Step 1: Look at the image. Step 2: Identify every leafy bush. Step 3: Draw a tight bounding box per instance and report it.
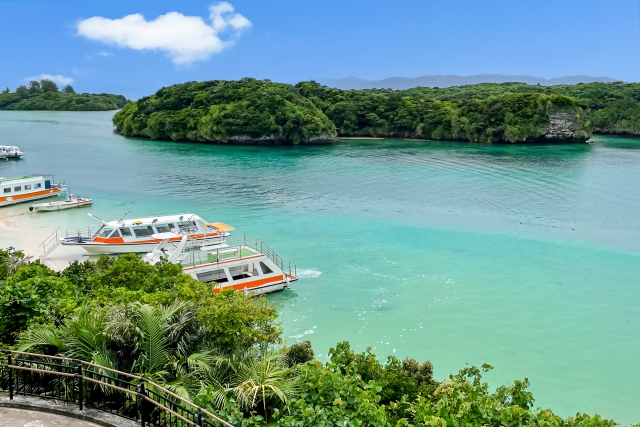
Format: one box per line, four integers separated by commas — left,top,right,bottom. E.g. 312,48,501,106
328,341,437,405
275,360,388,427
284,340,315,366
0,262,76,344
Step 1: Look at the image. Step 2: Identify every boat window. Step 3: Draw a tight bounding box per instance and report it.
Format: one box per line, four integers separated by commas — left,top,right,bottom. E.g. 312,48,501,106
155,224,172,233
260,262,273,274
24,184,31,190
35,183,41,189
119,227,132,237
110,229,121,238
3,188,9,194
99,228,114,238
14,186,21,192
132,225,155,237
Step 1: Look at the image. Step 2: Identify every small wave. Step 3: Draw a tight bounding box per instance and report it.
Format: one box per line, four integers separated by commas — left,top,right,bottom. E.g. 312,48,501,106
296,269,322,279
288,330,315,339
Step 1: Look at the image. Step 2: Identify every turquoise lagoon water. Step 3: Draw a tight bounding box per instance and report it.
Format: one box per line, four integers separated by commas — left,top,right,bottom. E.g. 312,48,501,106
0,111,639,424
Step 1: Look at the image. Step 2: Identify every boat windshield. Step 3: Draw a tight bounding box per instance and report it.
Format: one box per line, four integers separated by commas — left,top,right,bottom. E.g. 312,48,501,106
99,228,114,238
93,225,106,238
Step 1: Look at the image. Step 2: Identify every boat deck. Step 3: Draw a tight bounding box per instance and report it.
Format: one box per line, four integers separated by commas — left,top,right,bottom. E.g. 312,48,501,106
181,246,258,267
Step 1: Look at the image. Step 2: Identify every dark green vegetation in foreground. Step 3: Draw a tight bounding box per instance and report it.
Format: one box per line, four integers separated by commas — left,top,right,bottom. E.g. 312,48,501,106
0,247,630,426
0,79,127,111
113,78,640,144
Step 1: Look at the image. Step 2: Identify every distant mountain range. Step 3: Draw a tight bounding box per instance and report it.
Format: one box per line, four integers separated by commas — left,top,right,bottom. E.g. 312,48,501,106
316,74,619,90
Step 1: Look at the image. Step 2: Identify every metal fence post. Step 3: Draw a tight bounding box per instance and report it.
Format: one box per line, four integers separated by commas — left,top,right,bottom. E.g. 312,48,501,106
76,362,83,410
197,408,203,426
139,381,147,427
7,352,13,400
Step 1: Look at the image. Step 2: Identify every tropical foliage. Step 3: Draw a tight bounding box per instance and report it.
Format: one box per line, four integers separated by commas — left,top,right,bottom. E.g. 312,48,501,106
0,247,631,426
0,79,127,111
113,78,640,144
112,79,336,144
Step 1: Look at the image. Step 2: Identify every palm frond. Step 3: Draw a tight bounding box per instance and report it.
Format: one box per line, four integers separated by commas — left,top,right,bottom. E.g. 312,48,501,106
16,325,65,352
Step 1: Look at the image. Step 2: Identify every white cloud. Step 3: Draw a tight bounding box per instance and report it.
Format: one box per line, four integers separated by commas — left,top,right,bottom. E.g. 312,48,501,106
76,2,251,65
26,74,74,85
97,51,113,57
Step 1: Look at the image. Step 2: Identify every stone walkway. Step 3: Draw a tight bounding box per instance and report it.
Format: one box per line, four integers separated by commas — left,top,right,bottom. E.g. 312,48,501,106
0,407,102,427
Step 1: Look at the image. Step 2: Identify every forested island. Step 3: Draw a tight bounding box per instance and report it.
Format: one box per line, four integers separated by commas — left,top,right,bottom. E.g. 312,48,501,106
0,247,625,426
0,79,127,111
112,78,640,144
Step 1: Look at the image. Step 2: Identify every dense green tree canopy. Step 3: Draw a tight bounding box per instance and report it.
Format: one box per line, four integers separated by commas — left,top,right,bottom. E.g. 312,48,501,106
114,79,640,145
113,78,336,144
0,79,127,111
40,79,58,93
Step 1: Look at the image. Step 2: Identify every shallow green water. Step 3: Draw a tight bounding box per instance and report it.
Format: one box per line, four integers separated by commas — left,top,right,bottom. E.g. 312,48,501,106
1,111,639,424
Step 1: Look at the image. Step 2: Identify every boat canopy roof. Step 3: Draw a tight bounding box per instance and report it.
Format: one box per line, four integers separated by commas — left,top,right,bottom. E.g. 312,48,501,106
92,213,235,231
0,175,49,185
103,213,205,227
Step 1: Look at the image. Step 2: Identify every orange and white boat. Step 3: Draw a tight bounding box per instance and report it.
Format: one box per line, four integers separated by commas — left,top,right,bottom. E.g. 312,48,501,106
56,213,234,255
143,232,298,296
0,174,66,207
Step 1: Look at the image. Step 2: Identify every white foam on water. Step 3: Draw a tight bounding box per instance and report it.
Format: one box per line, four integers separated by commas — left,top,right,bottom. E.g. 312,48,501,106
288,329,315,339
296,269,322,279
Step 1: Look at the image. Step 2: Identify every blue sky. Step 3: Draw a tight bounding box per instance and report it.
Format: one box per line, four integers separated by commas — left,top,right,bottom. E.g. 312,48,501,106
1,0,639,99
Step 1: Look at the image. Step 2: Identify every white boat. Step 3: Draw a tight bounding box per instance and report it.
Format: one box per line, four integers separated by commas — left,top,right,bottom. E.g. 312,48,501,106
0,148,7,160
57,212,234,255
29,193,93,212
0,174,66,207
143,232,298,296
0,146,24,158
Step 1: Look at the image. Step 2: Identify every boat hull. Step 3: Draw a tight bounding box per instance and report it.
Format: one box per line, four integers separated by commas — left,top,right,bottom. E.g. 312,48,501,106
31,199,92,212
213,274,296,296
0,188,64,207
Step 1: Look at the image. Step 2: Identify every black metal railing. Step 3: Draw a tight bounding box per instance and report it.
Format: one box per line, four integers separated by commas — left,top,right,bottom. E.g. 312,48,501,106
0,350,233,427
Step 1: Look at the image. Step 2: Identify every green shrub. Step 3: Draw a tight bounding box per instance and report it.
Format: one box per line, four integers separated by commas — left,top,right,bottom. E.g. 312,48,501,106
284,340,315,366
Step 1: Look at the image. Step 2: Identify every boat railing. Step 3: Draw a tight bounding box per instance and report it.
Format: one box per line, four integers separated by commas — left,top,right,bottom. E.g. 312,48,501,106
65,226,101,240
238,234,297,277
180,234,297,277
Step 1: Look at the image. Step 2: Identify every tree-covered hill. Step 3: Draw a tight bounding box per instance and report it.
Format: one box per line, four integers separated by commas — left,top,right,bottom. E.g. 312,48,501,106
0,79,128,111
113,79,336,144
385,81,640,135
113,79,589,144
112,79,640,144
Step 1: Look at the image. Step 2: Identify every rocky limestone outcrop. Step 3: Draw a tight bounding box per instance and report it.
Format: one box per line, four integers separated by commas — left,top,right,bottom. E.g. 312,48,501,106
539,109,590,143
